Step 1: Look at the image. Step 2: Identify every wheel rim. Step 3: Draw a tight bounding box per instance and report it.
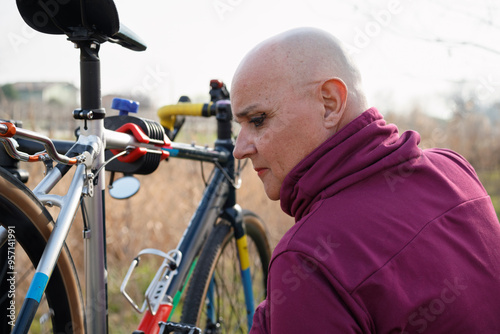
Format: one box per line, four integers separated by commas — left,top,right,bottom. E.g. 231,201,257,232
199,234,266,333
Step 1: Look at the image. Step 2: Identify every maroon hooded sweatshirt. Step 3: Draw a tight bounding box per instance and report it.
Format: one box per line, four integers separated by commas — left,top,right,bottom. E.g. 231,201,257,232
250,108,500,333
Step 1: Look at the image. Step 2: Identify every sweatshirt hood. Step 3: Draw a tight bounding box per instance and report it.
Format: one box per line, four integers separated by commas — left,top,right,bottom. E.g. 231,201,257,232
280,107,422,220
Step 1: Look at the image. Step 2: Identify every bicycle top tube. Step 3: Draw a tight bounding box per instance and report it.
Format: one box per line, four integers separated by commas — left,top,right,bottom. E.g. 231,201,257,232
163,142,229,164
1,119,230,172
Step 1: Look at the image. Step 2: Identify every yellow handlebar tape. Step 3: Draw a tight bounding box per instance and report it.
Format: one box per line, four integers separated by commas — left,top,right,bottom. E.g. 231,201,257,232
157,102,213,131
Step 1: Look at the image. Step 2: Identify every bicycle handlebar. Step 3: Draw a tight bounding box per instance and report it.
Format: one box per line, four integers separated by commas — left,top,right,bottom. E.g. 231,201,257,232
0,122,80,165
0,122,15,137
157,100,231,132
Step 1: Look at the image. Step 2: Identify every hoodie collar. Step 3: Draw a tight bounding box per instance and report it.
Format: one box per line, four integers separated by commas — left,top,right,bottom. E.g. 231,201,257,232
280,107,422,220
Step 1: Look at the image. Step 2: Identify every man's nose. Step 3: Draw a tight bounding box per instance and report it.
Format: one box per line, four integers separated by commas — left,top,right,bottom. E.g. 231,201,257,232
233,127,256,160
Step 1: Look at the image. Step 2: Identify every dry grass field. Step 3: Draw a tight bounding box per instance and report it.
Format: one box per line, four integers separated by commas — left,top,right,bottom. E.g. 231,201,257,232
22,132,294,332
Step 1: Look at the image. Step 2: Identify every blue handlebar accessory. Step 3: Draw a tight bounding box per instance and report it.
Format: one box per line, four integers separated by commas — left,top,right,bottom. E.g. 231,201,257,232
112,98,140,116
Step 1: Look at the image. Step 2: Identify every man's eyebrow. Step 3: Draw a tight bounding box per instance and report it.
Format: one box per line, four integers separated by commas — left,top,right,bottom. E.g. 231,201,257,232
234,104,260,120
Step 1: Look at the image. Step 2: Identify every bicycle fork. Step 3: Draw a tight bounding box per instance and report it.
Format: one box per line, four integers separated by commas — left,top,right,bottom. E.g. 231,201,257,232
235,225,256,329
219,205,256,330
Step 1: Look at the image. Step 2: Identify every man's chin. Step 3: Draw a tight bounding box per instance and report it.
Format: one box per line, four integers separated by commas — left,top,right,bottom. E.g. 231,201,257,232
263,187,280,201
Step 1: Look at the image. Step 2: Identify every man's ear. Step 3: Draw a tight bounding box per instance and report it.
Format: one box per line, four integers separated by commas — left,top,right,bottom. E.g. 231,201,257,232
321,78,348,129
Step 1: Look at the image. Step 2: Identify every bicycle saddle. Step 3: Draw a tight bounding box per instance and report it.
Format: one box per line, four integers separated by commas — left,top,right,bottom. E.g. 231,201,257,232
16,0,146,51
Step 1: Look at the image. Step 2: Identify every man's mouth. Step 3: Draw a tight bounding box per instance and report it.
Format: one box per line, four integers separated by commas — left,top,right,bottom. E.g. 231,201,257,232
254,168,268,177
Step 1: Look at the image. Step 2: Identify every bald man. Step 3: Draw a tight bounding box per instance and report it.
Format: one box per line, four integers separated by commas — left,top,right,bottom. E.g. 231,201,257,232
232,28,500,333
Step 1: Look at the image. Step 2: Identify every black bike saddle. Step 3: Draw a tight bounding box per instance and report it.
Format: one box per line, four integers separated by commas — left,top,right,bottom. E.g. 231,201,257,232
16,0,146,51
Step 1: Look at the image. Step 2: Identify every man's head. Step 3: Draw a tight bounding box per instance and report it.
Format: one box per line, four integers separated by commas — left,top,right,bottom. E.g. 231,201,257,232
231,27,368,200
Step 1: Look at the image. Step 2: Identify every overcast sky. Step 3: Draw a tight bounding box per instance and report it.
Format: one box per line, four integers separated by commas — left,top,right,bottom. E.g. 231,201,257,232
1,0,499,118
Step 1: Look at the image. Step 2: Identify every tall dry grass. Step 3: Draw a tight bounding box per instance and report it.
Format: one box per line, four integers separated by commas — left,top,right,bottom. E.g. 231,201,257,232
23,138,293,332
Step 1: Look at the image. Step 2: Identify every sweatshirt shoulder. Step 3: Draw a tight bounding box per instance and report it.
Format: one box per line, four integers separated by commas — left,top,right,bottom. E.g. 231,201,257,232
271,199,330,258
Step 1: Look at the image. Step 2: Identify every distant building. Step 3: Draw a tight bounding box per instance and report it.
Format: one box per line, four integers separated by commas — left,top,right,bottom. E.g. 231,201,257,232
11,82,78,106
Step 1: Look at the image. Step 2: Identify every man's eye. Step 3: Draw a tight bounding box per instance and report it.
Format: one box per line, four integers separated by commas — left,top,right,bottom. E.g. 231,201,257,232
249,113,266,127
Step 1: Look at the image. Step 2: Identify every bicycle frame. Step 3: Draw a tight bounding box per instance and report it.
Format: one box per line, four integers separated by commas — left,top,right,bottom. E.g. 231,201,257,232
1,39,256,334
129,93,257,332
5,40,112,334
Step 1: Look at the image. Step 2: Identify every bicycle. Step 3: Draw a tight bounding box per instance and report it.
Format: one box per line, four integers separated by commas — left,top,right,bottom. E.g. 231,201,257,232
0,0,271,333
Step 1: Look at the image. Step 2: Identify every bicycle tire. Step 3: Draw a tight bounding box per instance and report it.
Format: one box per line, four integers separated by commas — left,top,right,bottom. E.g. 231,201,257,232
180,210,271,333
0,167,84,333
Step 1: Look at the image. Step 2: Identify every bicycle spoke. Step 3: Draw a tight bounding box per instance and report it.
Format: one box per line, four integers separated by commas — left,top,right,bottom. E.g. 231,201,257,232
213,245,247,332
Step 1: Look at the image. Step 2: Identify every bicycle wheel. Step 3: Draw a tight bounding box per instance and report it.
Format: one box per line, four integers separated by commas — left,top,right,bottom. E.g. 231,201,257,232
0,167,84,334
181,210,271,333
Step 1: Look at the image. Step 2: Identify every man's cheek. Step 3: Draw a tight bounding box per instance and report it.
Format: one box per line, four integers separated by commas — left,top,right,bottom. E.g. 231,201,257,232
258,130,274,147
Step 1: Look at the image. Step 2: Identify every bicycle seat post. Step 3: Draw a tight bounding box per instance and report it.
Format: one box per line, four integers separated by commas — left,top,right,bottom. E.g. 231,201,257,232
73,39,107,127
80,41,102,112
72,38,109,334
